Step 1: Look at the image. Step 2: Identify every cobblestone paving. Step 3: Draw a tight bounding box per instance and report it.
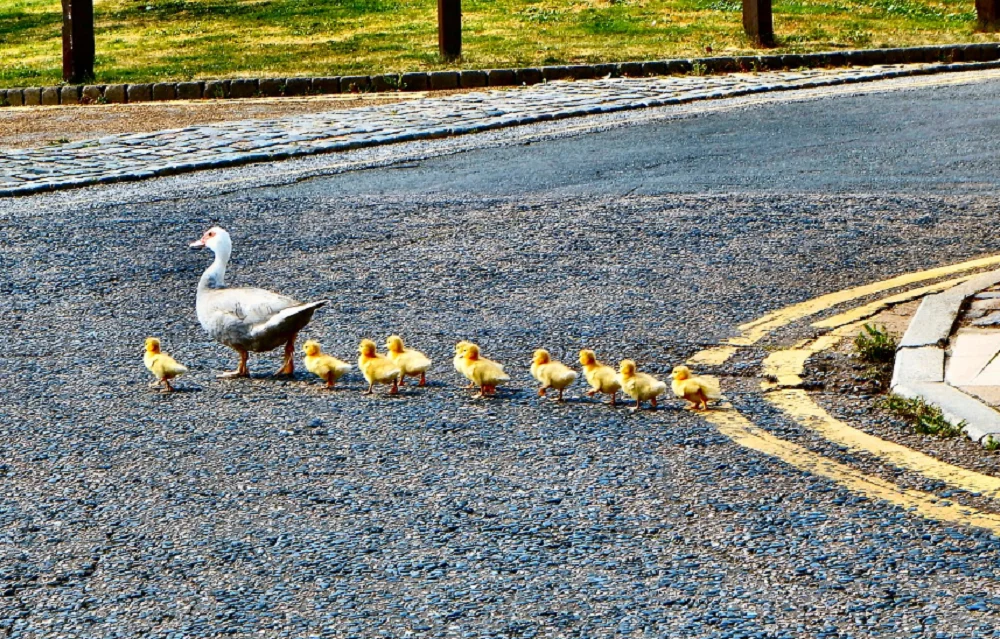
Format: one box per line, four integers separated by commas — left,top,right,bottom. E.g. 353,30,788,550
1,61,995,197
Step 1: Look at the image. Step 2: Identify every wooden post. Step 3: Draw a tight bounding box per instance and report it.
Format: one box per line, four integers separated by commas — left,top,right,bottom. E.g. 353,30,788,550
742,0,774,47
438,0,461,60
61,0,95,83
977,0,1000,31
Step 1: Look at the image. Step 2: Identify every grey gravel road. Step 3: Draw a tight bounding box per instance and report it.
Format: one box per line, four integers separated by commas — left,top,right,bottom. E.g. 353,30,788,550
4,78,1000,638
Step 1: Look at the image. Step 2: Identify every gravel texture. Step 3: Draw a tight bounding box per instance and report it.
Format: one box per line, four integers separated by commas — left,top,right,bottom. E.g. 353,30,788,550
5,77,1000,637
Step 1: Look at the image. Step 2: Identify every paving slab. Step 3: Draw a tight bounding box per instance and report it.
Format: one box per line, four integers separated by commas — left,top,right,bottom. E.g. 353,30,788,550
891,346,945,386
899,293,961,347
945,328,1000,385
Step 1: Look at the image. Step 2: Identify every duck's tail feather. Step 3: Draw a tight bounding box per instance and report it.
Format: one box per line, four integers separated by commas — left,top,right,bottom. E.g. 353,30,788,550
250,300,327,338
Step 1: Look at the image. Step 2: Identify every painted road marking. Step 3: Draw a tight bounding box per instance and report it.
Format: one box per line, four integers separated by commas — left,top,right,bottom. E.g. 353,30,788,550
705,409,1000,533
760,321,866,390
691,254,1000,532
768,388,1000,499
812,275,972,330
733,255,1000,347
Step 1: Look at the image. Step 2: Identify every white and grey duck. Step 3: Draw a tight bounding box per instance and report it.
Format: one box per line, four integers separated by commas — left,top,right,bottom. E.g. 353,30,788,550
190,226,327,378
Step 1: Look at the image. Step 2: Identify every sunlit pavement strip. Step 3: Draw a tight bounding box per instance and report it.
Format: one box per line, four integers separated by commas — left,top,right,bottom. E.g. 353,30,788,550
691,254,1000,531
3,61,1000,197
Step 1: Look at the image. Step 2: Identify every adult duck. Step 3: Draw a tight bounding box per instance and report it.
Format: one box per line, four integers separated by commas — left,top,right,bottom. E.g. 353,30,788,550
190,226,326,378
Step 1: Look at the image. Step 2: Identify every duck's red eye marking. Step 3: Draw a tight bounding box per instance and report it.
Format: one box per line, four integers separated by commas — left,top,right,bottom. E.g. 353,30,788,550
208,232,215,237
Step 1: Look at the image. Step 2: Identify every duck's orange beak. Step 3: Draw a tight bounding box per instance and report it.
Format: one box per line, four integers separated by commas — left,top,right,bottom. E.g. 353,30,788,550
189,231,210,248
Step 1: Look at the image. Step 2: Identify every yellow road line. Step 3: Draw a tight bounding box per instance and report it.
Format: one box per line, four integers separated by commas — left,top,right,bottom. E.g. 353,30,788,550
761,350,813,388
733,254,1000,346
687,345,739,367
812,275,973,330
760,321,866,390
706,408,1000,533
768,389,1000,499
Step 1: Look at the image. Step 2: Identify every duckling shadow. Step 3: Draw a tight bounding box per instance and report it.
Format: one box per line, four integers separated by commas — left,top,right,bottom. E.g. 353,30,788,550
150,385,202,395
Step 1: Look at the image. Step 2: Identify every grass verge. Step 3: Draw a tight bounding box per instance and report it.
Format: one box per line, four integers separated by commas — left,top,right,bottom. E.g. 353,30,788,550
0,0,995,87
882,394,966,437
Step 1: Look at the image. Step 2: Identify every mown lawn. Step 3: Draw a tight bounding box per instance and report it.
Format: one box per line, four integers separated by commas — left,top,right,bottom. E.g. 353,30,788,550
0,0,993,86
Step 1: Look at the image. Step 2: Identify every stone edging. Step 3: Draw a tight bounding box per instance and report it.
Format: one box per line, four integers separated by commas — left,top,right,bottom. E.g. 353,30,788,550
891,269,1000,443
3,42,1000,108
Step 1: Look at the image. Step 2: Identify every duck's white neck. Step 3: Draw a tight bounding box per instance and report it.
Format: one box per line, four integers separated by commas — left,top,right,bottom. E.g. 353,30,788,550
199,243,231,290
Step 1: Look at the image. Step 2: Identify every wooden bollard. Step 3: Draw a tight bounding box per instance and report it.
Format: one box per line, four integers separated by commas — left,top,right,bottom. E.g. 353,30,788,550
62,0,95,83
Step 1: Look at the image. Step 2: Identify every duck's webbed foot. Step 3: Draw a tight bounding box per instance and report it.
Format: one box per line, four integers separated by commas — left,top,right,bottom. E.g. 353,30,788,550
219,347,250,378
275,335,297,376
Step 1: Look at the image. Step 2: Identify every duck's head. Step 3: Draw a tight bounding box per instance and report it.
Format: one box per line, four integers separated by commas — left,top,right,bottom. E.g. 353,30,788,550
619,359,637,378
386,335,405,353
464,344,481,361
455,341,473,356
671,365,691,381
190,226,231,253
532,349,551,366
303,340,322,357
358,339,377,357
579,349,596,366
144,337,161,354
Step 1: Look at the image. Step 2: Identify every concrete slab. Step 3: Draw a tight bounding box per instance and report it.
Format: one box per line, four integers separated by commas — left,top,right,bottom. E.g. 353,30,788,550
898,293,959,348
891,346,945,386
895,382,1000,442
958,385,1000,407
945,328,1000,385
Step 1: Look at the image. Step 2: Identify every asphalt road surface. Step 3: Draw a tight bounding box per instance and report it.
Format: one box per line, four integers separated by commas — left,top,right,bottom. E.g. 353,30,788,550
3,76,1000,637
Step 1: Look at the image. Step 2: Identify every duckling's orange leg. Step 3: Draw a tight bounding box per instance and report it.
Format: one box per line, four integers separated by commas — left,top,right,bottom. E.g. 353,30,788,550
631,398,643,413
556,388,565,402
650,396,658,410
389,380,399,395
419,372,427,387
610,392,617,407
696,390,708,411
586,389,598,397
325,372,336,389
275,334,297,376
219,347,250,378
538,386,548,397
363,382,375,395
163,378,175,393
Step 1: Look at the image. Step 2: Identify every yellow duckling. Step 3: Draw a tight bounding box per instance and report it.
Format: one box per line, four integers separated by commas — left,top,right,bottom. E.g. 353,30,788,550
461,344,510,398
143,337,188,393
302,340,351,388
671,365,722,411
386,335,432,386
530,349,577,401
357,339,401,395
454,341,475,388
579,349,621,406
618,359,667,412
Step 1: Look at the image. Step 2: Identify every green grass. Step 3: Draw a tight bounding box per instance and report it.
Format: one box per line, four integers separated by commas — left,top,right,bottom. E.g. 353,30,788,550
853,322,897,390
882,394,966,437
0,0,995,86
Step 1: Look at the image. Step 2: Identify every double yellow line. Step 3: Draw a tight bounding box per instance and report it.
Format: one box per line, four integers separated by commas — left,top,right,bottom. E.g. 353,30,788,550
690,253,1000,532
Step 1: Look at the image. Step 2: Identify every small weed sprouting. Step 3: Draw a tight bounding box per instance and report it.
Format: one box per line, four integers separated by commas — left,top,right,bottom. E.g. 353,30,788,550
854,323,896,364
882,394,965,438
690,61,707,76
985,435,1000,452
853,323,896,390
